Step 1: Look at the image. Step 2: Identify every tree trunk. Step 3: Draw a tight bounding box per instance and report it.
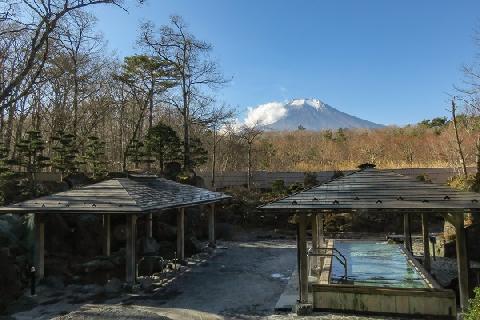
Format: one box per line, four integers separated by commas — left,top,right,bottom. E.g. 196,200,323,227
211,128,217,189
182,109,190,171
5,100,16,156
451,100,468,179
475,134,480,182
247,143,252,190
146,90,154,171
72,66,79,136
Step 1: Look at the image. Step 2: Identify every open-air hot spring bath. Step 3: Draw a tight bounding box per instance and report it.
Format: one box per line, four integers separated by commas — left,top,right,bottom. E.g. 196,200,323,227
330,240,429,288
311,239,456,317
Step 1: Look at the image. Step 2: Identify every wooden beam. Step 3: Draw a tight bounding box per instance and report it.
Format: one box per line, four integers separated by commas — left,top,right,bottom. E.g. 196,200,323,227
177,208,185,261
455,213,470,311
146,213,153,238
208,204,215,246
404,213,412,252
297,214,309,303
125,214,137,284
34,213,45,280
103,214,111,257
421,213,431,272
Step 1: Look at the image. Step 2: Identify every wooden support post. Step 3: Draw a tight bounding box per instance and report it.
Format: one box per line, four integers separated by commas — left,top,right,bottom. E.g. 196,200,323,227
177,208,185,261
455,213,470,311
317,213,325,247
34,214,45,280
297,214,309,304
125,214,137,284
404,212,412,252
208,204,215,246
146,213,153,238
421,213,431,272
103,214,111,257
311,214,318,249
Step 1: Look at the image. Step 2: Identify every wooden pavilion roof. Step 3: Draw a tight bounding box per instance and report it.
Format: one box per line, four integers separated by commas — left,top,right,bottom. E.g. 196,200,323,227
0,176,230,215
259,168,480,213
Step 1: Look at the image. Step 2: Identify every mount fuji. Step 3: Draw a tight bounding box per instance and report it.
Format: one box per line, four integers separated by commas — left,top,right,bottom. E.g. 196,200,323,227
245,98,383,131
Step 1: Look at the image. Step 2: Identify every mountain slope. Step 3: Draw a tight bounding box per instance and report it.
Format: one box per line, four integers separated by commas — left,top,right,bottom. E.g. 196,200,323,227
251,99,383,131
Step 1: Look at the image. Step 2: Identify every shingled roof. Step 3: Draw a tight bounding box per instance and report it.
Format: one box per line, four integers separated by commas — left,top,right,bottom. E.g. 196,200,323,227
0,176,230,214
259,168,480,213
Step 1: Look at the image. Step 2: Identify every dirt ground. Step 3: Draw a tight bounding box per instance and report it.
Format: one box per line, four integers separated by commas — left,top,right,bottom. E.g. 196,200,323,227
11,240,410,320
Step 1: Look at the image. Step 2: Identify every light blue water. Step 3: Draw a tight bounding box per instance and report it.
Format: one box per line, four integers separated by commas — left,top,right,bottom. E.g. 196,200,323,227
331,241,428,288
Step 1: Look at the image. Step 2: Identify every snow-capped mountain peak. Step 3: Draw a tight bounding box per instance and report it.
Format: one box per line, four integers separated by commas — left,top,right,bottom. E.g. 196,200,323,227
289,98,326,110
244,98,383,131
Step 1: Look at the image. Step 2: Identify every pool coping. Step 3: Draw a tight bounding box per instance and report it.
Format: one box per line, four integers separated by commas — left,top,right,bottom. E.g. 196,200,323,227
399,243,442,289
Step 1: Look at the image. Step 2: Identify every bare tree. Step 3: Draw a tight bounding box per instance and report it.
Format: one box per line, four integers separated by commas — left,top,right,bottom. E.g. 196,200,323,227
0,0,140,113
205,104,235,189
451,98,468,179
55,10,104,136
239,122,263,190
139,15,229,172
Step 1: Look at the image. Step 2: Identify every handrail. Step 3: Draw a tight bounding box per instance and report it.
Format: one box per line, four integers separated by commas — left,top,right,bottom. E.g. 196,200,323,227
308,247,348,279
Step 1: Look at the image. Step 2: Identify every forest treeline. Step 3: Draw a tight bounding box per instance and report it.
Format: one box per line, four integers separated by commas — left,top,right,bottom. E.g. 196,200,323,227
211,117,476,173
1,1,480,195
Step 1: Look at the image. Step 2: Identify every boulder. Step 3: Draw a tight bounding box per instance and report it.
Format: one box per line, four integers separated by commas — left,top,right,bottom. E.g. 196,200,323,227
81,258,116,273
185,237,202,256
138,277,153,292
143,238,160,254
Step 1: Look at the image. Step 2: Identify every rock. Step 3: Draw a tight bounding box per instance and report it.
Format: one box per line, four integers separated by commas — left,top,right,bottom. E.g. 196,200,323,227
138,277,153,292
143,238,160,254
104,278,123,294
295,303,313,316
185,237,202,256
82,258,116,273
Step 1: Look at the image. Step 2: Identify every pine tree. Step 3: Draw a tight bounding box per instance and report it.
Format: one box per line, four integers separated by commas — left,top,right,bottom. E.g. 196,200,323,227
145,123,181,173
0,141,14,204
51,130,79,180
84,136,108,180
126,139,147,169
14,130,49,193
0,142,13,179
189,137,208,169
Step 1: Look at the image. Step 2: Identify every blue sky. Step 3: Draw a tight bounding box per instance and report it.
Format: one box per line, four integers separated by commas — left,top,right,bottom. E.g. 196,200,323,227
91,0,480,125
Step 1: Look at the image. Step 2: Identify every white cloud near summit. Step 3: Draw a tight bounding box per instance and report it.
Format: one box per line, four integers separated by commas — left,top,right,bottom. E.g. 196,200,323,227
244,101,286,127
